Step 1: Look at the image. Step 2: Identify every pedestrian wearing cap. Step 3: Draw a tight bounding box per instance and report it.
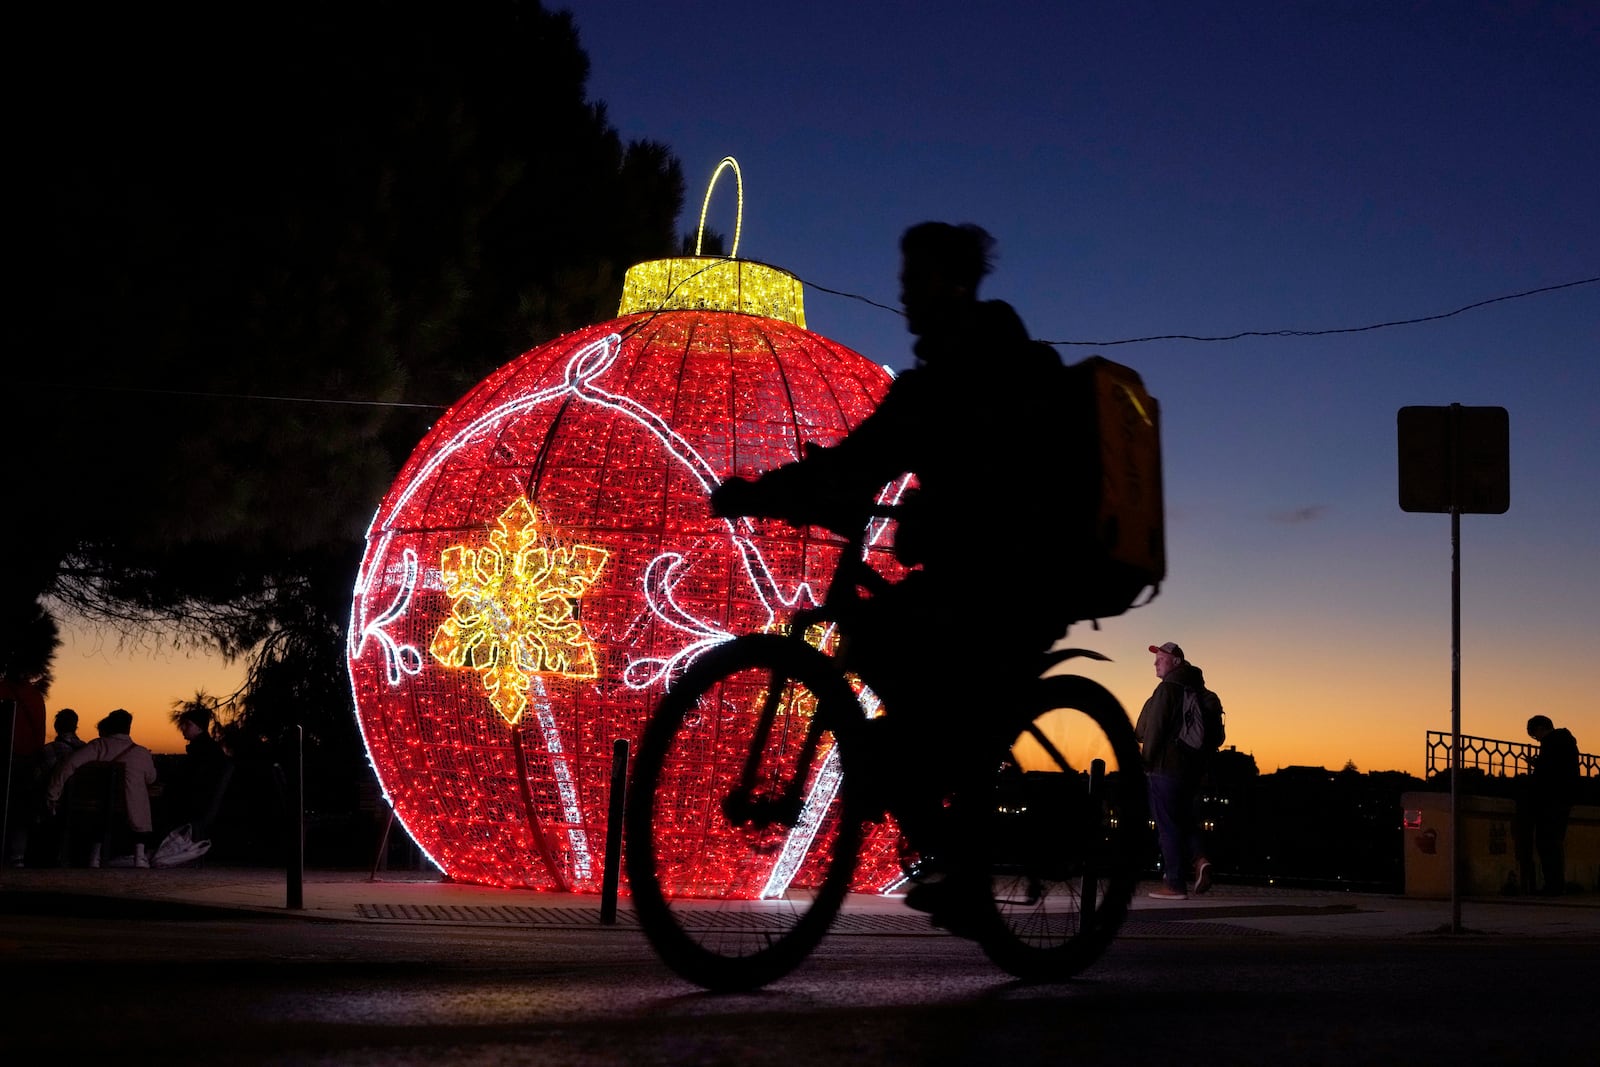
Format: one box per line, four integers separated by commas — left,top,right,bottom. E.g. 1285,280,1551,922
1135,641,1215,899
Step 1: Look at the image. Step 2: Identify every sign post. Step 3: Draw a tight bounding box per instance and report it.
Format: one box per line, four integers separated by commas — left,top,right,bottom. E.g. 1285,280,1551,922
1397,404,1508,934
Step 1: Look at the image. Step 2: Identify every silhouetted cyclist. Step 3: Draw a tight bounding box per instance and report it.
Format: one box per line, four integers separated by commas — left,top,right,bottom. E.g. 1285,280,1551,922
712,222,1095,927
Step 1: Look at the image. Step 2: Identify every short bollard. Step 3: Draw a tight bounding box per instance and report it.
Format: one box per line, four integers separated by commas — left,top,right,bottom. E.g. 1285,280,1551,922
600,738,629,925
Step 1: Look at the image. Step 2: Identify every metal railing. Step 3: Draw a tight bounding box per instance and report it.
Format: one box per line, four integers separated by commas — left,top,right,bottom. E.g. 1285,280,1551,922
1425,730,1600,780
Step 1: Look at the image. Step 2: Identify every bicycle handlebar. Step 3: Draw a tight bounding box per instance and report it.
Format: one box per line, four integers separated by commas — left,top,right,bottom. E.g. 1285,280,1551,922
711,480,905,625
779,504,903,626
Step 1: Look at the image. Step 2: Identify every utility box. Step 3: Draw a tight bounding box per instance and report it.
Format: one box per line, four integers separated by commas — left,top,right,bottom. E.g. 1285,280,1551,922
1402,791,1600,897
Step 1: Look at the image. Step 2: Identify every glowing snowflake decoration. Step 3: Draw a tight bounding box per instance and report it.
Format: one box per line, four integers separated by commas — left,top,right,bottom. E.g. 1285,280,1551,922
429,498,609,725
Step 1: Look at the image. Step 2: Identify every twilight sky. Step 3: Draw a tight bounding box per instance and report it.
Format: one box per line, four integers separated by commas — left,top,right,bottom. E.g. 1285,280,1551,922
53,2,1597,773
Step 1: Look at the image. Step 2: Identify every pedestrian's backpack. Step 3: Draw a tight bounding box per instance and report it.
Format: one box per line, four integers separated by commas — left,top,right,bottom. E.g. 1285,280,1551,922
1178,686,1226,752
1054,354,1166,623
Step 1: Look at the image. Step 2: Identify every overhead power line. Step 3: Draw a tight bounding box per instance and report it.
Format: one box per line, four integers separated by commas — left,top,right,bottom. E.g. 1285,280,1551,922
19,274,1596,411
805,273,1599,347
1036,275,1600,347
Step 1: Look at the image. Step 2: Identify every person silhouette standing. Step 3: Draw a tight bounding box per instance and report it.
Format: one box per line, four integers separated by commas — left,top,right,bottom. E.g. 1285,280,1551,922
1135,641,1215,899
22,708,87,865
1521,714,1580,895
170,705,232,845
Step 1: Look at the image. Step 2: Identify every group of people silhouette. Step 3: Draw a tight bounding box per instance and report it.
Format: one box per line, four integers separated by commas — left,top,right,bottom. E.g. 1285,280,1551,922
5,700,231,869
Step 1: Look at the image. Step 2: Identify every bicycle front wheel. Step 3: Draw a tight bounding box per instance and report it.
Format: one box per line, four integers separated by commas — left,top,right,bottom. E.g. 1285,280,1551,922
624,633,865,991
975,673,1148,981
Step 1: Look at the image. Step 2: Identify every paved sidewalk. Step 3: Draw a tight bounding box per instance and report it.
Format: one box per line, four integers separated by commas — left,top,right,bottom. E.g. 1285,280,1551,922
4,865,1597,941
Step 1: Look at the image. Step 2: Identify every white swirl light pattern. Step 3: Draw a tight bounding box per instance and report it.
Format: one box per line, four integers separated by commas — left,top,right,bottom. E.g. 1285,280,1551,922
353,332,823,689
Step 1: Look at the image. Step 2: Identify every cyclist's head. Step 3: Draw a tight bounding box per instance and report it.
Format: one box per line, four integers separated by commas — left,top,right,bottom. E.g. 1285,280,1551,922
900,222,994,337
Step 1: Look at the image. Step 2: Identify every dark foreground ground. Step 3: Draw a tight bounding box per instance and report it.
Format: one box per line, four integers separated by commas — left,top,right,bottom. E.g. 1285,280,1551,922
3,868,1596,1066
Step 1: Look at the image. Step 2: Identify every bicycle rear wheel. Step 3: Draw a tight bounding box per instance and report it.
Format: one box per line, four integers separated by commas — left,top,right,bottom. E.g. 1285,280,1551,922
624,633,865,991
975,673,1147,981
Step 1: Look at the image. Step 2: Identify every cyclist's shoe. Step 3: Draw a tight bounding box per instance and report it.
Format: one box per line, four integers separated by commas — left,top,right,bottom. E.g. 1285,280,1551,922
1193,858,1213,895
899,845,943,883
1147,885,1188,900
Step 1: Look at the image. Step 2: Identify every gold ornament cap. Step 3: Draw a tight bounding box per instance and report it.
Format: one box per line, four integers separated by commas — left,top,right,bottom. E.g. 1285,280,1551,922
617,157,806,327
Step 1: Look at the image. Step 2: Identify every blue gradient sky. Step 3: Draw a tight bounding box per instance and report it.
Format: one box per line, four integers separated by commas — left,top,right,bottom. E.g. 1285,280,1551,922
564,1,1599,776
52,3,1597,772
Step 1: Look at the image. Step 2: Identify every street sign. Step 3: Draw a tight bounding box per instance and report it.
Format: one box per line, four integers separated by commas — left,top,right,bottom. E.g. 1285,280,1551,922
1397,405,1510,514
1397,402,1510,933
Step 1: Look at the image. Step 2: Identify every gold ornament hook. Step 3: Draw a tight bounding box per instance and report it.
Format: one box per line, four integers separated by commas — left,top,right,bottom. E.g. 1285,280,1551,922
695,157,743,258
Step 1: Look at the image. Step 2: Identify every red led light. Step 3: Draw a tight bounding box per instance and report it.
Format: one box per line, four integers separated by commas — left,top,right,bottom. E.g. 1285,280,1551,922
348,309,910,894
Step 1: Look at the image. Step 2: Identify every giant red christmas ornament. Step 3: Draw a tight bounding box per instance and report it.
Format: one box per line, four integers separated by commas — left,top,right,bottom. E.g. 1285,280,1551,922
348,161,909,894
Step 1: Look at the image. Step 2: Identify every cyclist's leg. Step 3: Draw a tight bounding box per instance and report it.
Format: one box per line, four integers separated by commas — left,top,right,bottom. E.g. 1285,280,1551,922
905,672,1036,920
874,586,1057,922
835,576,947,835
844,577,1067,916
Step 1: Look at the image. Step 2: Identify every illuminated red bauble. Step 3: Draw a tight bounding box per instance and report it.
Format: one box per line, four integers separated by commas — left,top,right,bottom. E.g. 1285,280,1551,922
348,252,910,894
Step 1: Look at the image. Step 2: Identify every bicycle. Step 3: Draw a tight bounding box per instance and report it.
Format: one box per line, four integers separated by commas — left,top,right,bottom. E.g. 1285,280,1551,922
624,504,1149,991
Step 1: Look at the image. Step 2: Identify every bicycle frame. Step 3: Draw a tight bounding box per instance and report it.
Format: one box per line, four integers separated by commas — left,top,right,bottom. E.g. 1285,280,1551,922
719,502,1117,834
717,510,891,833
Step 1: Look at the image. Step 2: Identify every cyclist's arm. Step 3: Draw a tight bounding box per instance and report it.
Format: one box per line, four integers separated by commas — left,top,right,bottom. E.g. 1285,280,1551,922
712,377,917,531
711,454,885,533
